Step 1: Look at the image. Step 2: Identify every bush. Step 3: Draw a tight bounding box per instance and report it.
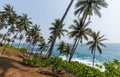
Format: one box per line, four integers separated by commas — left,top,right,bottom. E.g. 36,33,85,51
18,48,27,53
0,42,3,46
22,57,120,77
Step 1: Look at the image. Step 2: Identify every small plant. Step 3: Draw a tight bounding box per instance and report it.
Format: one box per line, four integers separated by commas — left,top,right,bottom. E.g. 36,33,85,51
18,47,27,53
0,42,3,46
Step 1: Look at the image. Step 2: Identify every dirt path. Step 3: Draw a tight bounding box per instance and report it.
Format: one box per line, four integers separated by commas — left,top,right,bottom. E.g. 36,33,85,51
0,55,52,77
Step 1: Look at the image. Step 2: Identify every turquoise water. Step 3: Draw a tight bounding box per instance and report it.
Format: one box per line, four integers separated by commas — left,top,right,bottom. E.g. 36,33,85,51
14,43,120,64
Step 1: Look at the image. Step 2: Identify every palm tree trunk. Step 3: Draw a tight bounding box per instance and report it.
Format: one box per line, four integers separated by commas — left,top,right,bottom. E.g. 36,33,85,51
18,40,21,48
1,32,9,43
93,49,96,68
11,32,19,46
68,38,79,62
47,35,56,58
32,44,36,52
47,0,74,58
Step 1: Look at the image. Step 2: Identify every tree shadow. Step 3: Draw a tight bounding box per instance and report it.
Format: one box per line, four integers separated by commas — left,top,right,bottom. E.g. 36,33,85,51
0,56,27,77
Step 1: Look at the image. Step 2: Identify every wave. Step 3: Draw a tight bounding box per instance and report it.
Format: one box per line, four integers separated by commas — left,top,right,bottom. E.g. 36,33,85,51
60,56,105,72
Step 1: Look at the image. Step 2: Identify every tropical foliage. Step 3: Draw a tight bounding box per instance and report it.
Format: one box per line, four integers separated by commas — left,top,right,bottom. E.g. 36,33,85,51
68,19,92,62
0,1,116,76
86,31,107,67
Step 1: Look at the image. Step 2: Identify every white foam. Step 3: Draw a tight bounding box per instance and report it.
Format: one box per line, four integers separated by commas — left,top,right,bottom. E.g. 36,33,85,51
60,56,105,72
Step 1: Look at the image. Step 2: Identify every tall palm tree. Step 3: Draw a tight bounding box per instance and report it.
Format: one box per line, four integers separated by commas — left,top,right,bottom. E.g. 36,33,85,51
68,19,91,62
47,0,74,58
0,12,7,30
14,13,32,45
17,13,32,32
74,0,108,22
47,19,68,58
86,31,106,67
28,24,43,52
1,4,18,43
49,19,68,39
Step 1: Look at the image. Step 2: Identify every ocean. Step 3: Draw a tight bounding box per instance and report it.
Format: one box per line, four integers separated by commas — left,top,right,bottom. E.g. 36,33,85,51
14,43,120,66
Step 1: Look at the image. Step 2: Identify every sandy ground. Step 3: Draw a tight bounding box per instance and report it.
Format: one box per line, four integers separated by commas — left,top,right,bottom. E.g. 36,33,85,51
0,55,53,77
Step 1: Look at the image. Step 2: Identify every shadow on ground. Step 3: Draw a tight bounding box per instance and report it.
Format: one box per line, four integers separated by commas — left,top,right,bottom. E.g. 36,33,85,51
0,56,26,77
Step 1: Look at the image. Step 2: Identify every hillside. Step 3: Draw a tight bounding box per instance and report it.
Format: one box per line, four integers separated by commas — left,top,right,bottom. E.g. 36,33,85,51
0,47,70,77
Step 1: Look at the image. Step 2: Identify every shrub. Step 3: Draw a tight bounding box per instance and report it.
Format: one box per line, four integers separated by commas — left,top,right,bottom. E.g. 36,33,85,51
18,48,27,53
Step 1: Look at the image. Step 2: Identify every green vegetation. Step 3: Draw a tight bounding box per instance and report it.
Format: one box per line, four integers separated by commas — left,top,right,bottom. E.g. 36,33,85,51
3,0,120,77
86,31,107,67
22,56,120,77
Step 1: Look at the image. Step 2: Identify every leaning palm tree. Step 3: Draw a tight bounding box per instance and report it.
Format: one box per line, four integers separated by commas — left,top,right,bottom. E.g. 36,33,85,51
0,12,7,30
74,0,108,22
86,31,107,67
17,13,32,32
1,4,18,43
47,0,74,58
47,19,68,58
68,19,91,62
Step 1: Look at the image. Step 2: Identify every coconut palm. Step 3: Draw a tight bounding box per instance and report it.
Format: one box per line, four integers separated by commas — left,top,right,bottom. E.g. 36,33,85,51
68,19,91,62
28,24,43,52
49,19,68,39
86,31,107,67
18,34,24,48
57,41,66,56
0,12,7,30
13,13,32,45
17,13,32,32
74,0,108,22
38,42,48,55
47,19,68,58
1,4,18,43
57,41,71,61
47,0,74,58
62,43,71,61
47,35,53,44
10,34,17,46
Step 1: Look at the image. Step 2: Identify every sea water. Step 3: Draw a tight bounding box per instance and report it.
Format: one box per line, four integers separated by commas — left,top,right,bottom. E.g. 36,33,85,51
14,43,120,68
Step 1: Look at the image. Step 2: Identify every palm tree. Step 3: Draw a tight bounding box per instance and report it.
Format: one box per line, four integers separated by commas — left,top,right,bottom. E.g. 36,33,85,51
1,4,18,43
11,34,17,46
68,19,91,62
74,0,108,22
64,44,71,61
49,19,68,39
38,42,48,55
17,13,32,32
47,19,68,58
86,31,107,67
57,41,71,61
18,34,24,48
47,35,53,44
47,0,74,58
0,12,7,30
28,24,43,52
57,41,66,56
14,13,32,45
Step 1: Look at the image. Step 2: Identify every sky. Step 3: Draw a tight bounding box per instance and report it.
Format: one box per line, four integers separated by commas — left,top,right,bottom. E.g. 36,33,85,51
0,0,120,43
